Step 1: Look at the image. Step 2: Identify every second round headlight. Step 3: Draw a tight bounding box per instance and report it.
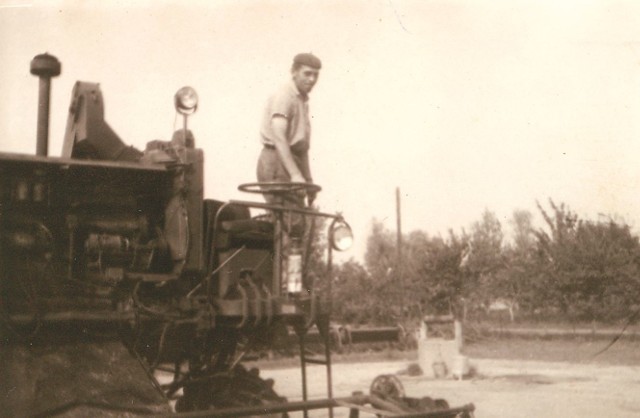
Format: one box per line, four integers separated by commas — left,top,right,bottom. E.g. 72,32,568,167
330,220,353,252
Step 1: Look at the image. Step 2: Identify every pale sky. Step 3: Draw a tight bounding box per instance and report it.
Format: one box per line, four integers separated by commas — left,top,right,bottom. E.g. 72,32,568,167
2,0,640,261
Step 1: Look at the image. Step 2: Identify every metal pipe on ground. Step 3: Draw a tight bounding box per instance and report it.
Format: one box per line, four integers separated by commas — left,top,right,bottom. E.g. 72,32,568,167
160,394,475,418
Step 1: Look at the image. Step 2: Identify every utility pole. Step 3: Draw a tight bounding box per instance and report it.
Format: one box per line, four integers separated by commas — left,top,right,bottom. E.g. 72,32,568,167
396,187,402,268
396,187,404,320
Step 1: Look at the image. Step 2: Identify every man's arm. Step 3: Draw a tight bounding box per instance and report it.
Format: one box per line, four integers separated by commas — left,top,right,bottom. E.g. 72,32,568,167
298,152,312,183
271,116,306,183
298,151,316,206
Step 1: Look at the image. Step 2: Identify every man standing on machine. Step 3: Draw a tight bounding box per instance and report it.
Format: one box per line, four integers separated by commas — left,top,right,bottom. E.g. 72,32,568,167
256,52,322,229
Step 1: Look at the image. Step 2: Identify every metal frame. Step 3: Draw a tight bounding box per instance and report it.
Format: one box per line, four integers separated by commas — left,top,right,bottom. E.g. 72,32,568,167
224,197,345,418
153,395,475,417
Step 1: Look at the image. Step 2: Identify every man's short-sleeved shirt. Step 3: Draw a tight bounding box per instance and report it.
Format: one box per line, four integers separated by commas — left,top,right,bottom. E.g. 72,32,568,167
260,81,310,152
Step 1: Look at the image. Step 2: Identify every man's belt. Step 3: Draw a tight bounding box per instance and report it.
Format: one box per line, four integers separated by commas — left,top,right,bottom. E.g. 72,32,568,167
263,143,308,155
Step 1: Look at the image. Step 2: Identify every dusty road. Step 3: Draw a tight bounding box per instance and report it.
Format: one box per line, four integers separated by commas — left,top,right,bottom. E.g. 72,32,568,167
260,357,640,417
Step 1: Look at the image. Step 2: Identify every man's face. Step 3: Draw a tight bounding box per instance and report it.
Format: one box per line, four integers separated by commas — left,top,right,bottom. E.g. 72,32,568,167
292,65,320,95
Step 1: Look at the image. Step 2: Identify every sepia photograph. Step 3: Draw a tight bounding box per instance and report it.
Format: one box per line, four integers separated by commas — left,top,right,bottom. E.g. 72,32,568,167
1,1,640,417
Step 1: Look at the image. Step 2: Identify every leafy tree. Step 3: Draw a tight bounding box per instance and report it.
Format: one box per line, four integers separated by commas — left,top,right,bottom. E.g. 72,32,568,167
414,230,468,317
461,210,507,309
532,199,640,321
503,209,538,315
364,220,396,281
361,220,404,323
510,209,535,254
330,201,640,327
330,259,373,324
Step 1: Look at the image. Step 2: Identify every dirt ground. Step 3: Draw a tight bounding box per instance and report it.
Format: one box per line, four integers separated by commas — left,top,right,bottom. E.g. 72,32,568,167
259,356,640,417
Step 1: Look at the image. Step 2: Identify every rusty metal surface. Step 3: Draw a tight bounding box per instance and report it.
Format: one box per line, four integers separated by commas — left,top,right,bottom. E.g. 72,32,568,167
0,151,167,172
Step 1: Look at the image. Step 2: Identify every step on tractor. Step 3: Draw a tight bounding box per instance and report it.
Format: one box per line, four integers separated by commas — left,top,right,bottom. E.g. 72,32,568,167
0,53,475,418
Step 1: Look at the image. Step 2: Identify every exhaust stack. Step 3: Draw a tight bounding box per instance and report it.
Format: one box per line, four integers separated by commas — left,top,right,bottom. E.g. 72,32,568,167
30,53,61,156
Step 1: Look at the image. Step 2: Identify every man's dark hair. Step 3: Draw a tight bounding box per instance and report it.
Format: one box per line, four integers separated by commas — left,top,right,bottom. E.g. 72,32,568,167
291,53,322,71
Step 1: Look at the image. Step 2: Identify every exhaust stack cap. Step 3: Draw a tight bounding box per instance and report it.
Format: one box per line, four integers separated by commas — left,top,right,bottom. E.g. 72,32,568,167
30,53,61,77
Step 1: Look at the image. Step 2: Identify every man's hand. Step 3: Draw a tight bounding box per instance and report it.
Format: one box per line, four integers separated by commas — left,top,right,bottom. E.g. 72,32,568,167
290,173,306,183
288,174,307,200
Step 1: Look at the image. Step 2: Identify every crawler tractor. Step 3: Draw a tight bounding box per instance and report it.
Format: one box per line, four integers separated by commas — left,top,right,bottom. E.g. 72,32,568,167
0,54,474,418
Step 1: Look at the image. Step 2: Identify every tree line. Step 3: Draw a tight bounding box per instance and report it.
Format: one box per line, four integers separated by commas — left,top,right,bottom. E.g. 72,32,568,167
327,199,640,327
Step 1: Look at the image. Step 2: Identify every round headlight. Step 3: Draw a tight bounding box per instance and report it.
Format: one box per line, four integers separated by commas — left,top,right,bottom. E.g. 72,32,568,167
174,86,198,115
330,220,353,252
